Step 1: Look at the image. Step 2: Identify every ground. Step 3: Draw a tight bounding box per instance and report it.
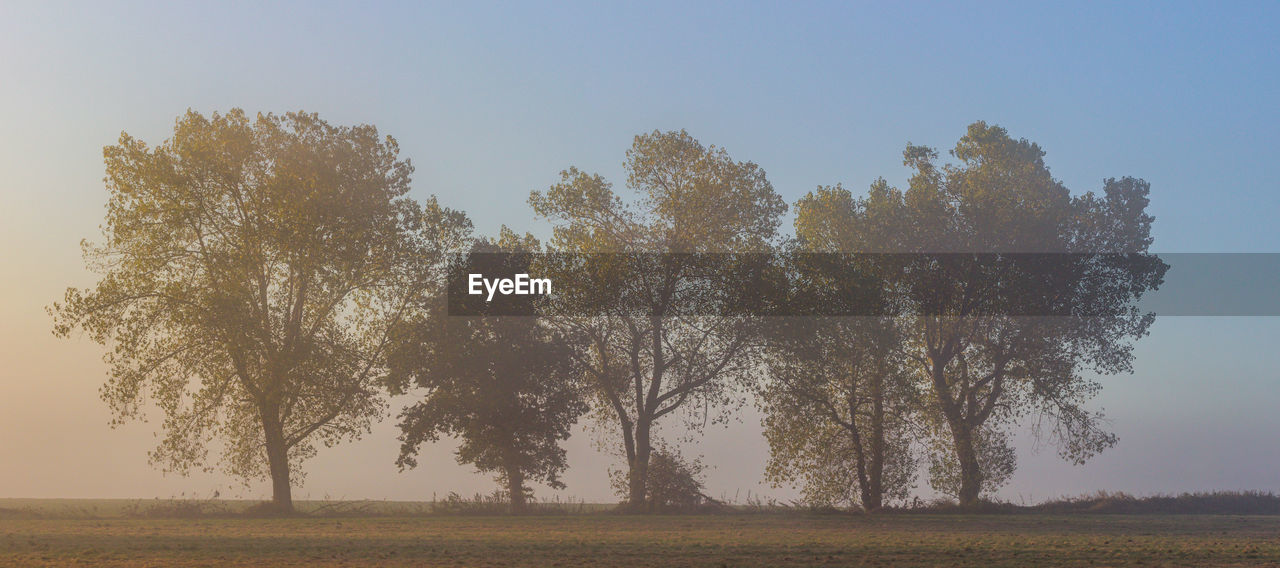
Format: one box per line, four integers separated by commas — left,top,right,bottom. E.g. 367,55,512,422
2,512,1279,567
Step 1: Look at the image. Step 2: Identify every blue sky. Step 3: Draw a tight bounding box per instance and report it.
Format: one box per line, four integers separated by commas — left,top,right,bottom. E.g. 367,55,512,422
1,1,1278,501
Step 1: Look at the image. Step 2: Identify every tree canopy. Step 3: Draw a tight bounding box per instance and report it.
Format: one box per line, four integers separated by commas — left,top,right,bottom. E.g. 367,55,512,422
530,129,787,510
793,122,1167,505
50,109,471,511
51,114,1168,512
387,229,587,512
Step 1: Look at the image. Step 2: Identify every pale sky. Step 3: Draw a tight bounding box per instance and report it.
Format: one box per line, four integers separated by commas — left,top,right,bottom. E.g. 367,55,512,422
2,1,1279,503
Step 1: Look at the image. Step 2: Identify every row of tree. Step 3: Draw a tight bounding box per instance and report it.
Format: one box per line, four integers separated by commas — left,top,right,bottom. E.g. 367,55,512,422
51,110,1165,513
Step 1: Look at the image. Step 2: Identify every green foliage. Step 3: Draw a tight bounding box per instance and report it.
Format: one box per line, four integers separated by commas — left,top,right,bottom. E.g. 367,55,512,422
387,229,587,510
49,109,471,508
610,447,709,512
47,115,1172,514
762,201,921,511
530,130,786,509
925,426,1017,499
530,129,786,254
790,122,1167,505
761,317,919,510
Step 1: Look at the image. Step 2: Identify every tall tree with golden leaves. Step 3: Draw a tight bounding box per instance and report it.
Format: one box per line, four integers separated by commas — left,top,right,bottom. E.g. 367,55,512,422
51,109,471,512
530,130,786,510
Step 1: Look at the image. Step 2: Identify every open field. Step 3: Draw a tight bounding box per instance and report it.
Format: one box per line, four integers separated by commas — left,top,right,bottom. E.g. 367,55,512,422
0,498,611,519
2,510,1280,567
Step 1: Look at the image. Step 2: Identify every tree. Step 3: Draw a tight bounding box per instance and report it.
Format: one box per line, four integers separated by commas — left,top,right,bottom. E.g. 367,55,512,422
828,122,1167,505
49,109,471,512
761,208,921,511
529,130,786,511
762,316,919,511
387,229,587,513
925,424,1016,499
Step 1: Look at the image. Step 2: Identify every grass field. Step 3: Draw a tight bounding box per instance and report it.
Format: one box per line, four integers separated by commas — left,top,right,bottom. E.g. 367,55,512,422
3,509,1280,567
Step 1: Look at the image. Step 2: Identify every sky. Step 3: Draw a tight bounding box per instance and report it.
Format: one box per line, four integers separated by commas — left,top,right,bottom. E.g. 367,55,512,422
1,1,1278,503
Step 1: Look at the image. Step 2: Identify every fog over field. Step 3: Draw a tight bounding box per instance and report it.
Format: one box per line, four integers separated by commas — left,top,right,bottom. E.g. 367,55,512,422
2,2,1279,506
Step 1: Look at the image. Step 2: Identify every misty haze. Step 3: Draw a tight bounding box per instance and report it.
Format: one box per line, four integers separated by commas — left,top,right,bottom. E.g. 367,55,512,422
3,2,1280,566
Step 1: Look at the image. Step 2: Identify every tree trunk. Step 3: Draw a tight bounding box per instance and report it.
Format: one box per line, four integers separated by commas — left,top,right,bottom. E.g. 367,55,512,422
851,435,872,511
952,425,983,507
848,413,876,512
864,373,886,512
262,411,294,513
930,349,982,508
627,419,652,512
506,464,526,514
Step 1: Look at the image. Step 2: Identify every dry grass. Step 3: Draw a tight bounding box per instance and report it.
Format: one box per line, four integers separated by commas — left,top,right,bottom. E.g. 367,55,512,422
2,513,1279,567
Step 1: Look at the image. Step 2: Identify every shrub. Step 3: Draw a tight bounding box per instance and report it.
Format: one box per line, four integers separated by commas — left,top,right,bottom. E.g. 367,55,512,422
613,447,720,512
